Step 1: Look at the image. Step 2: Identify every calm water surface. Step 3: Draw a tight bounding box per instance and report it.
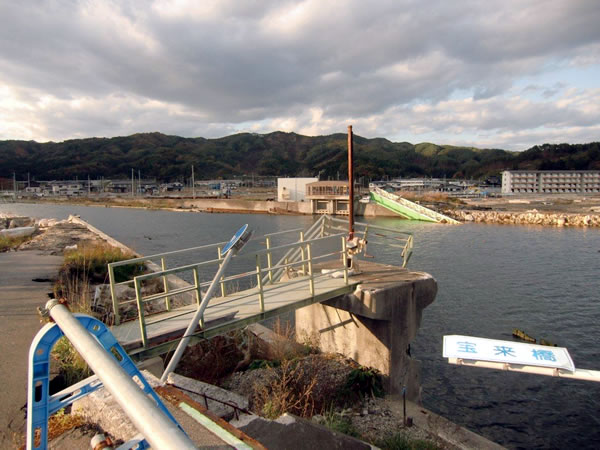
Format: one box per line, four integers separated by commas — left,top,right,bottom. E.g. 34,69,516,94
3,203,600,449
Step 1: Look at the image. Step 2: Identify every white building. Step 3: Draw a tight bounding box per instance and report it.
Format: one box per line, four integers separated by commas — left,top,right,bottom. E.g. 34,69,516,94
277,177,318,202
48,181,85,196
502,170,600,194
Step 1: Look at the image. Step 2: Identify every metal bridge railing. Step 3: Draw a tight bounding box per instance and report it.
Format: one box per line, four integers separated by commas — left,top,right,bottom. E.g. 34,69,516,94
130,231,349,348
107,215,414,339
326,216,414,267
107,220,326,325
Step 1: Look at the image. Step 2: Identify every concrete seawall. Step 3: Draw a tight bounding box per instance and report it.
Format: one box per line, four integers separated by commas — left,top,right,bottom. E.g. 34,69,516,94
96,196,400,216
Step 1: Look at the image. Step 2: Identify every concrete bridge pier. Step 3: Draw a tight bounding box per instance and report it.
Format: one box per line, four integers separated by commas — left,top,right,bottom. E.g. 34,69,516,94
295,261,437,402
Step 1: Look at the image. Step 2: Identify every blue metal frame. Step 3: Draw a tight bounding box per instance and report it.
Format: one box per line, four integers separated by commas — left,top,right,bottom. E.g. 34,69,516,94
27,314,184,450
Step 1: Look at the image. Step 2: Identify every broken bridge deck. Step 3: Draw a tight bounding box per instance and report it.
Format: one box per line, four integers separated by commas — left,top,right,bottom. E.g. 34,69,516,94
111,273,359,360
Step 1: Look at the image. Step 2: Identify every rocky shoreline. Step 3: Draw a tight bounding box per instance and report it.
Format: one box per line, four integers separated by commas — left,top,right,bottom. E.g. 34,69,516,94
446,209,600,227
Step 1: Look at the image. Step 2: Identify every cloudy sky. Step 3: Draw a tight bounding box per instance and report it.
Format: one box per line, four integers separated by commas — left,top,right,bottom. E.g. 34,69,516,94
1,0,599,150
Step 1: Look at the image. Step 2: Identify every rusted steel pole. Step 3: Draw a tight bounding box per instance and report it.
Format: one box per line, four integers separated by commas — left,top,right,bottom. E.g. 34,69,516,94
347,125,354,240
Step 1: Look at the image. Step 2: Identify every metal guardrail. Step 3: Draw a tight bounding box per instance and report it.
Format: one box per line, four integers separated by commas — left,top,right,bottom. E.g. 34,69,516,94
107,215,414,344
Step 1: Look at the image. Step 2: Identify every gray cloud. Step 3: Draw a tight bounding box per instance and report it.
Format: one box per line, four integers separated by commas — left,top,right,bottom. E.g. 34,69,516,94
0,0,599,149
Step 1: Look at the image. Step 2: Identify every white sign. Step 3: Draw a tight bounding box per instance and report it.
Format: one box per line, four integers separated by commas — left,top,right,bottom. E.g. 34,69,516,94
443,335,575,372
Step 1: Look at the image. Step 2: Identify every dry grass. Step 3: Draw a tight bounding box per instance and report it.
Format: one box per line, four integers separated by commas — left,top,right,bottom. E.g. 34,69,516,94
50,243,142,387
172,332,246,384
269,318,320,361
51,337,93,386
253,359,318,419
62,242,142,284
0,233,34,252
54,242,143,318
47,408,87,441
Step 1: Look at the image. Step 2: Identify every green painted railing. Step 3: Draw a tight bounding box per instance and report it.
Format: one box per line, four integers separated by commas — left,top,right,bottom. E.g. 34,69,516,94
130,233,349,347
107,215,414,340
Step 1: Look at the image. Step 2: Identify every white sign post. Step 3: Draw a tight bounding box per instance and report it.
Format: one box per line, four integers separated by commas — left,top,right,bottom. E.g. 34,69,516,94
443,335,600,383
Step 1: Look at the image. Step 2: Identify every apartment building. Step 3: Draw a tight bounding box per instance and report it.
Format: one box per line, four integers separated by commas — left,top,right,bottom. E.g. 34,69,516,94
501,170,600,194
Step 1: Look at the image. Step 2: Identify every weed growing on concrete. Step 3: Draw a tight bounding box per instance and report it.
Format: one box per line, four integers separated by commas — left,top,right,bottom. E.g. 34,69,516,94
51,337,93,386
47,408,87,441
55,274,93,315
0,234,33,252
319,406,360,438
54,242,143,320
62,243,142,284
269,319,312,360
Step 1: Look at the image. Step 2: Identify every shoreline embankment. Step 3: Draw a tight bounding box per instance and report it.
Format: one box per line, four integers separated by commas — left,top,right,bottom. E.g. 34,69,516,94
446,209,600,227
12,196,600,227
17,196,398,217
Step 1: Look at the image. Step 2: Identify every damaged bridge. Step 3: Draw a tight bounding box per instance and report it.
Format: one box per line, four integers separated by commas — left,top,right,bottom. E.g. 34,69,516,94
107,215,436,398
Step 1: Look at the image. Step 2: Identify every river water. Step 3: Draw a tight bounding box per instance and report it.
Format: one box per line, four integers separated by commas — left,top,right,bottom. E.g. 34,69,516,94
2,203,599,449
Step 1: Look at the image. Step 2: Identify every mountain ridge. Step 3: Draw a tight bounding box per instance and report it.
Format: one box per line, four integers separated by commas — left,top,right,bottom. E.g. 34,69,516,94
1,132,598,181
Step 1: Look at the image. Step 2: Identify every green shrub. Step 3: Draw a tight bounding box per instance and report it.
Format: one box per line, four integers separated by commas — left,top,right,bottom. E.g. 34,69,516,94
247,359,280,370
341,366,384,402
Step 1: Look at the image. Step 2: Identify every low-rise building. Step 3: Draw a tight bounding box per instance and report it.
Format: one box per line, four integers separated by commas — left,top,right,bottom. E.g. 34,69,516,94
305,180,351,215
502,170,600,194
47,181,85,196
277,177,318,202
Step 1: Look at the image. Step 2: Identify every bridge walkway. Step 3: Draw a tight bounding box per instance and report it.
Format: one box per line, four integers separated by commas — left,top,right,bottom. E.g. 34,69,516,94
107,215,412,361
112,273,358,359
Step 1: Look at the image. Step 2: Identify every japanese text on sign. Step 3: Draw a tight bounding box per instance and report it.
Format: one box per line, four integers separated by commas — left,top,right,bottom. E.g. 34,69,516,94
443,335,575,372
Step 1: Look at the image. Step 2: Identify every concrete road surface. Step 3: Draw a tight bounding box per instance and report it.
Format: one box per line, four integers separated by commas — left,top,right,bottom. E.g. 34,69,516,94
0,251,63,448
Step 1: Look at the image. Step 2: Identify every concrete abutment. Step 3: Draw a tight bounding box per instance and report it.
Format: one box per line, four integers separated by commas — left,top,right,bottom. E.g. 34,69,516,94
295,261,437,402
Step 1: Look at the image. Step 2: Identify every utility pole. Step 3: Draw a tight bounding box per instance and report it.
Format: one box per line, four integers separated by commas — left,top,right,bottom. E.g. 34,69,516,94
88,175,91,196
138,170,141,196
348,125,354,240
13,172,17,197
131,168,134,197
192,165,195,199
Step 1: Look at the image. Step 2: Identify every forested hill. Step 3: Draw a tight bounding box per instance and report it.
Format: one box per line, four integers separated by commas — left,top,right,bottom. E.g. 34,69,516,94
1,132,598,181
